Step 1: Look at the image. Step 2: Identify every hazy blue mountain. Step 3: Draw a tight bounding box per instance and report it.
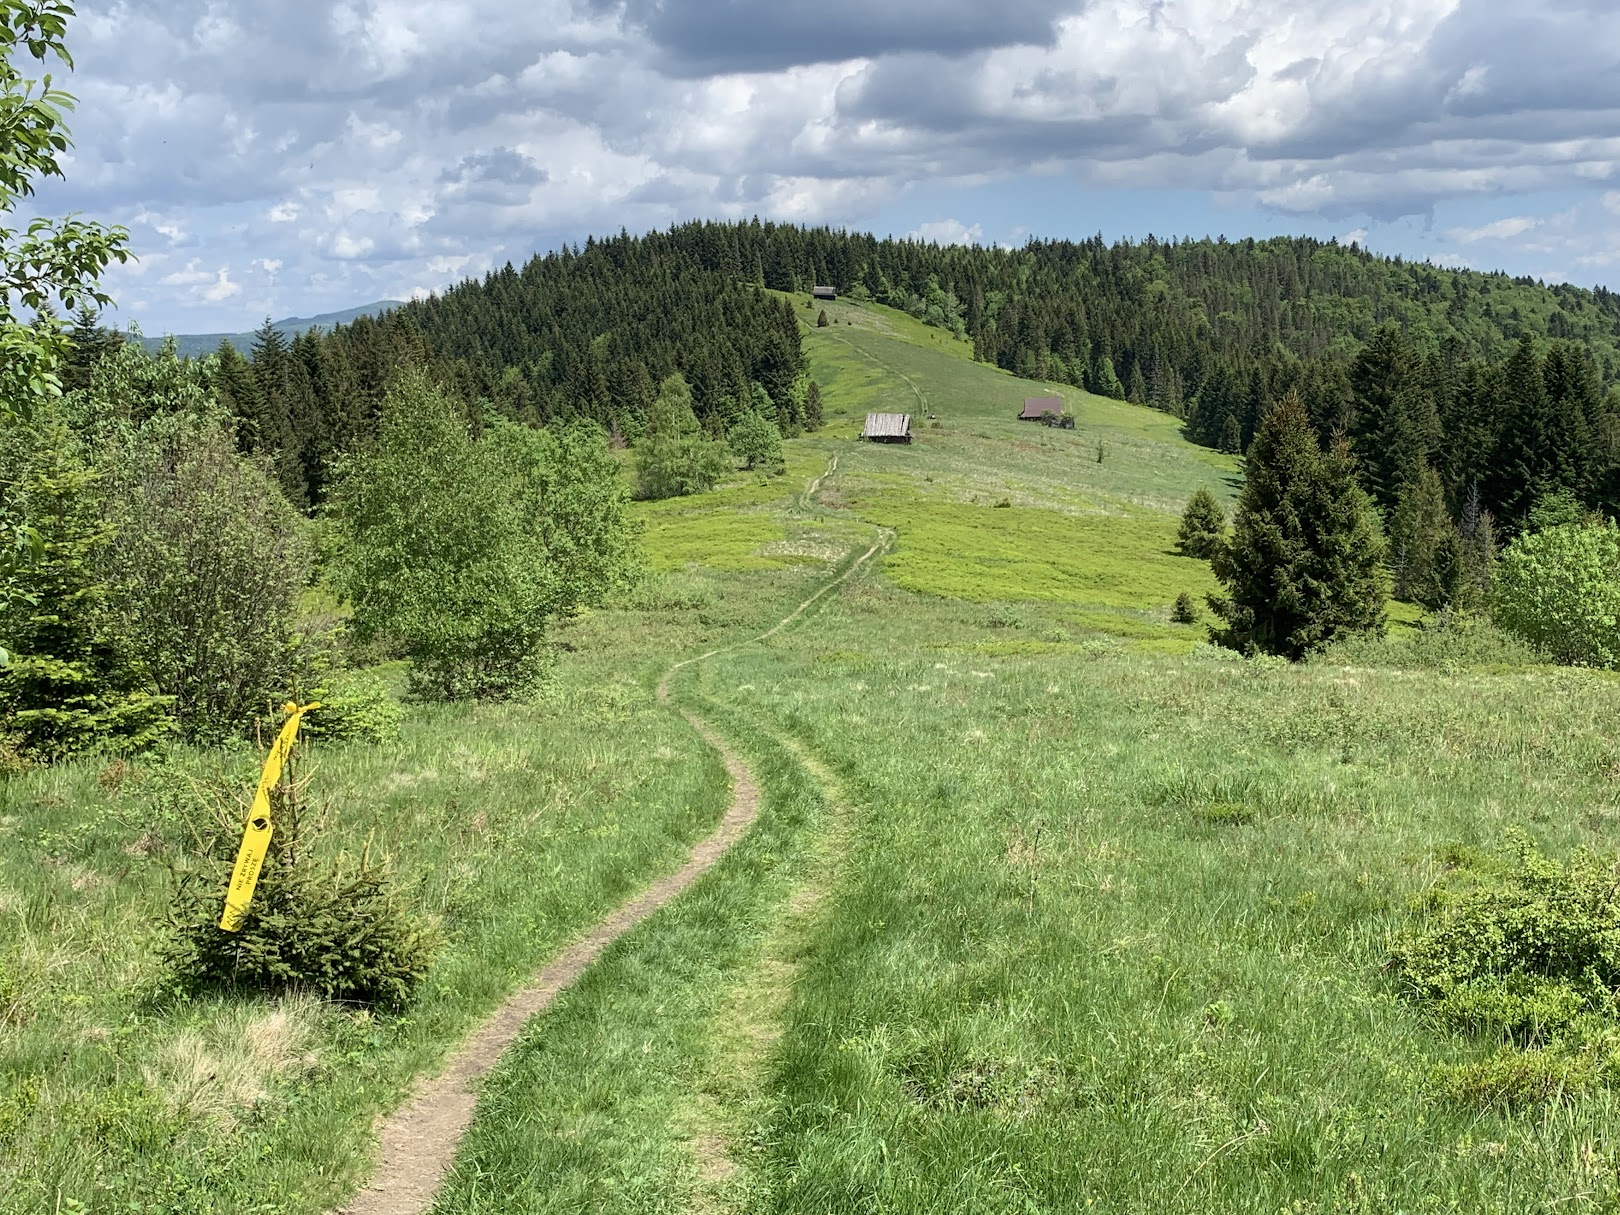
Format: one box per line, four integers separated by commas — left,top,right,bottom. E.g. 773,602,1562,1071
134,300,405,359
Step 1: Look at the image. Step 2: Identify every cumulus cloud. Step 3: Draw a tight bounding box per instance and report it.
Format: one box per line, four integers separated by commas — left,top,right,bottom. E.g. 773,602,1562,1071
25,0,1620,330
908,219,985,245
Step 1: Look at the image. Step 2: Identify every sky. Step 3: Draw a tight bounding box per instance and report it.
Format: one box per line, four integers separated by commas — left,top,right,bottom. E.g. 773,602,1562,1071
28,0,1620,335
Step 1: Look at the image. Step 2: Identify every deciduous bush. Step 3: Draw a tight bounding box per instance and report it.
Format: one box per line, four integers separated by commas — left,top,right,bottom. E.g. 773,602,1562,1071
1390,834,1620,1047
1492,521,1620,668
330,371,637,701
96,413,313,742
727,409,785,474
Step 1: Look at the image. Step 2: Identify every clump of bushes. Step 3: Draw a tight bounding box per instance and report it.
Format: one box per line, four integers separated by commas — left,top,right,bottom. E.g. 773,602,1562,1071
164,782,440,1009
330,370,637,703
1389,834,1620,1105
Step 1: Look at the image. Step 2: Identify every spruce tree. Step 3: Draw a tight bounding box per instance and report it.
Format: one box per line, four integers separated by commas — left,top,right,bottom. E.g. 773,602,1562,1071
0,412,170,758
1209,393,1388,658
817,309,829,328
1389,463,1453,608
1177,487,1227,558
804,380,824,432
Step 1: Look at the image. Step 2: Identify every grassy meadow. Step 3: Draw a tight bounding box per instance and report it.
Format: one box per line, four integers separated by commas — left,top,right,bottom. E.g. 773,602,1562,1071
6,294,1617,1212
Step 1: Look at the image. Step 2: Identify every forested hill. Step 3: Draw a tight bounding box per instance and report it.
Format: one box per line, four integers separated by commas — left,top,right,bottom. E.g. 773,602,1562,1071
176,220,1620,526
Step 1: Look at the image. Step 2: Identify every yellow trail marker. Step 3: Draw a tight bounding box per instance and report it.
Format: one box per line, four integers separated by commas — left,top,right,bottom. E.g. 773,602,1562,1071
219,701,321,932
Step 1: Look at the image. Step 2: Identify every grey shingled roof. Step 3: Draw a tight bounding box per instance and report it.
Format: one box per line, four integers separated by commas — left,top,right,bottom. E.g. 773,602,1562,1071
862,412,911,439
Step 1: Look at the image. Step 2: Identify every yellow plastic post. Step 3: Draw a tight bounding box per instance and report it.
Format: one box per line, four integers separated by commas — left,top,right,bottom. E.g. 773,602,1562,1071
219,701,321,932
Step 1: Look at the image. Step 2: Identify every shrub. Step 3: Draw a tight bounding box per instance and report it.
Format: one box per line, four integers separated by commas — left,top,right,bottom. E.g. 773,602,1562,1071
300,671,403,745
982,602,1028,630
1176,487,1226,559
1170,591,1200,624
96,413,313,743
164,785,440,1009
618,569,718,611
1314,615,1539,672
1431,1046,1613,1110
1492,521,1620,668
727,409,785,474
1390,834,1620,1047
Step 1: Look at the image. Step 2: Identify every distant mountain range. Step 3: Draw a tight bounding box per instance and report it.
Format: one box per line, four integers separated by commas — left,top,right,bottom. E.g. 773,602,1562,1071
135,300,404,359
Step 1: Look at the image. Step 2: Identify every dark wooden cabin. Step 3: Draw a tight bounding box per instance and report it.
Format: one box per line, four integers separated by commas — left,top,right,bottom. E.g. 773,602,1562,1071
1020,396,1064,421
812,285,837,301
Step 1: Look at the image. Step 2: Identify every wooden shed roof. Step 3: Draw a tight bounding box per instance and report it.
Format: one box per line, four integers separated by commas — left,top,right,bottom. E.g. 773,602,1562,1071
863,412,912,439
812,285,837,299
1020,396,1065,419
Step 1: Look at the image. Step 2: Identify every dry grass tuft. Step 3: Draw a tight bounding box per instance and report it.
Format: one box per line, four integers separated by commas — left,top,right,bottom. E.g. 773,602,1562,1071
144,996,325,1130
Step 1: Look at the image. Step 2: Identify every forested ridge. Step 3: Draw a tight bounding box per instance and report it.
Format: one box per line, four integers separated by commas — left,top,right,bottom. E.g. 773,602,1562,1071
150,219,1620,529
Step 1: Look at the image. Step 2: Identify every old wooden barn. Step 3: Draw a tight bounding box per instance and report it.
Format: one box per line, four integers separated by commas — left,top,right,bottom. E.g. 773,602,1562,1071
812,285,837,300
863,412,912,443
1020,396,1065,421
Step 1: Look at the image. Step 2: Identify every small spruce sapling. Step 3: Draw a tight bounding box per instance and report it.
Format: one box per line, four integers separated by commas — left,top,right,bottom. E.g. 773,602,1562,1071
1177,488,1227,559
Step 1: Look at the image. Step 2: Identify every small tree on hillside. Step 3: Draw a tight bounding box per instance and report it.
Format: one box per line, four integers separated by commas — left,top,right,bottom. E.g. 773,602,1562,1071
1177,488,1227,558
817,309,830,328
634,374,731,500
1210,393,1388,659
804,380,824,431
332,371,636,701
1389,463,1454,609
0,410,170,758
1493,521,1620,668
728,409,784,474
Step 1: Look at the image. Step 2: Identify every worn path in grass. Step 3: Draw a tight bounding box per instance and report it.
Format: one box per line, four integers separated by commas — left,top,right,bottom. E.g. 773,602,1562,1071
338,460,885,1215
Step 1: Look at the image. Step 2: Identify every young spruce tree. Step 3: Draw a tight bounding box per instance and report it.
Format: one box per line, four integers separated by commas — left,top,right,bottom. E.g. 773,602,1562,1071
1210,393,1388,659
1389,462,1454,609
1176,487,1227,559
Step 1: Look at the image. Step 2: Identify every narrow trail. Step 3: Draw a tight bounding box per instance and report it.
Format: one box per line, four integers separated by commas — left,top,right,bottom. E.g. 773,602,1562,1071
807,318,930,415
337,457,883,1215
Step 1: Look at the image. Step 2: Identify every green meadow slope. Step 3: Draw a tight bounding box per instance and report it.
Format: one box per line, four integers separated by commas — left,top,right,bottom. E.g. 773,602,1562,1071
436,301,1620,1214
4,296,1615,1213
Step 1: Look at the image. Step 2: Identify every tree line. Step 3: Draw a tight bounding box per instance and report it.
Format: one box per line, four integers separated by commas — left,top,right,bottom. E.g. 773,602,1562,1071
165,221,1620,537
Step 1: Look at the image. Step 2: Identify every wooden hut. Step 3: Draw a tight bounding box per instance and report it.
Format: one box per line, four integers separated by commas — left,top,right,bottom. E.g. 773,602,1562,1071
863,412,912,443
1019,396,1064,421
812,285,837,301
